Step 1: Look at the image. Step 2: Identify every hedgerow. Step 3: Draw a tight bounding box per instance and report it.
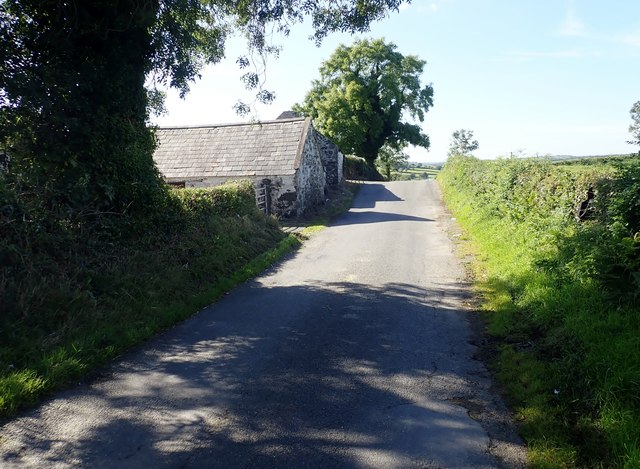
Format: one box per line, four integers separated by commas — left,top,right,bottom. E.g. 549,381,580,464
343,154,384,180
438,155,640,468
0,178,287,418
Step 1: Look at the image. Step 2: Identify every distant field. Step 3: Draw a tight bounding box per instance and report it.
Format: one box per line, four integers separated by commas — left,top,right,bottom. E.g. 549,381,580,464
404,167,439,175
549,153,636,163
392,166,440,180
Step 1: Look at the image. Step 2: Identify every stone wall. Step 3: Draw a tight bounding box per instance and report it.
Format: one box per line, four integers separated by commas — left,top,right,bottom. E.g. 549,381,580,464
294,128,327,217
267,175,297,217
313,129,343,187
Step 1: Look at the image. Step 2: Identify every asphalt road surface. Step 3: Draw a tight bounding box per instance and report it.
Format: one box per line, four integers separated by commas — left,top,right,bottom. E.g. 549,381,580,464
0,180,525,468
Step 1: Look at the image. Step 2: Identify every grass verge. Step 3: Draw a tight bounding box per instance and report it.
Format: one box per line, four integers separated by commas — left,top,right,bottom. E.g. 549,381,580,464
1,233,302,415
1,180,357,420
438,156,640,468
0,182,299,419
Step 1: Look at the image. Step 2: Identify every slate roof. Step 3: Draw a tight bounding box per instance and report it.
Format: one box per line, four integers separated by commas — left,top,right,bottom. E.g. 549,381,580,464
154,117,309,181
276,110,301,120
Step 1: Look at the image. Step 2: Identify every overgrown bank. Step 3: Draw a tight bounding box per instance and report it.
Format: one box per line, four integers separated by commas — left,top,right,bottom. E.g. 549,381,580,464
0,180,297,419
438,156,640,468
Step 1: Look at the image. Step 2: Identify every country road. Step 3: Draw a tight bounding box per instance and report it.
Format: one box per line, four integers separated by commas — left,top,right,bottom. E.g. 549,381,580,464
0,180,525,468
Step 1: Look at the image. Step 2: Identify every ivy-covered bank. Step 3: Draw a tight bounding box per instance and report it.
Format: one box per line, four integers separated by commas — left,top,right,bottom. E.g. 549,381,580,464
438,155,640,468
0,180,295,419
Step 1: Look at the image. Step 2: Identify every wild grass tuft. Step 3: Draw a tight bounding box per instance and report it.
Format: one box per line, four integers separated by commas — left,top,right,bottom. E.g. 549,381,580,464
439,155,640,467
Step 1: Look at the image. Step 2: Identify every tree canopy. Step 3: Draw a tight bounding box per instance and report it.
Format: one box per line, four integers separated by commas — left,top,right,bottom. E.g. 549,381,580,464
628,101,640,154
0,0,409,214
448,129,479,156
293,38,433,166
376,145,409,180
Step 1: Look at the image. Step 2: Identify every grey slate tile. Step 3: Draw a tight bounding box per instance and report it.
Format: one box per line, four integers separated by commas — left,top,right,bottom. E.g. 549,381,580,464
153,118,308,181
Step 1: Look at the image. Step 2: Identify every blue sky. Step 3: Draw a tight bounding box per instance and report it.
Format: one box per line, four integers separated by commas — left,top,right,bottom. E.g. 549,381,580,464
153,0,640,163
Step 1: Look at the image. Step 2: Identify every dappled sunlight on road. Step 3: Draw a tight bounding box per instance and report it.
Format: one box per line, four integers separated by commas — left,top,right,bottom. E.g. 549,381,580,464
1,281,493,468
1,181,525,468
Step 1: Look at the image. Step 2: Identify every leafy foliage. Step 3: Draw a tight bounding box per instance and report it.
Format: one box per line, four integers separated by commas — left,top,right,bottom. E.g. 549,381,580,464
628,100,640,153
438,154,640,467
0,0,409,216
343,155,384,180
448,129,479,156
376,145,409,180
0,0,168,214
294,38,433,165
172,184,258,218
594,160,640,301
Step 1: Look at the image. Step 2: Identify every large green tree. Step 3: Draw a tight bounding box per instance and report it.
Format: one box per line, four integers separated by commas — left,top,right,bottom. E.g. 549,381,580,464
0,0,408,214
294,38,433,166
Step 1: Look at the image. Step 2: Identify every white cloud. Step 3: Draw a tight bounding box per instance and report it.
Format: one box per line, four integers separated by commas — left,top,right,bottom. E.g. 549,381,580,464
555,2,640,51
621,33,640,47
559,1,586,37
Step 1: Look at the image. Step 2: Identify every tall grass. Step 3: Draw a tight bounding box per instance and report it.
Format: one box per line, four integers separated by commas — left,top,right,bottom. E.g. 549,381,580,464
438,155,640,468
0,180,293,418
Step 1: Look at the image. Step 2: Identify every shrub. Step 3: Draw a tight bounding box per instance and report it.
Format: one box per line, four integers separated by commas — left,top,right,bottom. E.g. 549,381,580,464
343,155,384,180
172,181,258,218
0,178,285,417
438,155,640,467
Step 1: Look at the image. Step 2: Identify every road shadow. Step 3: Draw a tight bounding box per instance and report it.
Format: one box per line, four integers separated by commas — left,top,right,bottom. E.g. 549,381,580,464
332,211,433,226
0,280,522,468
351,184,403,209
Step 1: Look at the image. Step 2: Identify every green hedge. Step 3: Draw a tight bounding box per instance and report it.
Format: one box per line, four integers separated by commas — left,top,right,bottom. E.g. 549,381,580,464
0,178,286,418
438,155,640,468
171,181,258,217
442,155,613,221
343,154,384,180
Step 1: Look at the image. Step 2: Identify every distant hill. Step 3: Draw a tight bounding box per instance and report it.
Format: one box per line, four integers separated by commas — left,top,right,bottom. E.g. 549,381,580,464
410,153,638,169
547,153,636,163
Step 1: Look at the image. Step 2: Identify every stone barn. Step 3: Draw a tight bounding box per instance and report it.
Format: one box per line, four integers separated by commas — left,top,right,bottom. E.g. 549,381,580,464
153,117,343,217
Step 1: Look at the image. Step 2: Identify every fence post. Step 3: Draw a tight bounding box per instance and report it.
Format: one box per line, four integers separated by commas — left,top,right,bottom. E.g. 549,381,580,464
262,178,272,216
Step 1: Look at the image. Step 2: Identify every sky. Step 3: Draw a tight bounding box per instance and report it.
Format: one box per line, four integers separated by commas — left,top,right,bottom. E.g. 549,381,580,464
153,0,640,163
